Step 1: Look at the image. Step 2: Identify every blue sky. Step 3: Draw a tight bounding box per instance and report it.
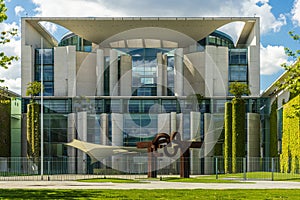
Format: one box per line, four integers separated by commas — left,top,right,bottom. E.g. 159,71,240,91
1,0,300,94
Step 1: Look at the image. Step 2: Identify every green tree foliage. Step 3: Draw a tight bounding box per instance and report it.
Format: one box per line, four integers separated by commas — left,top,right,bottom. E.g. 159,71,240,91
280,95,300,173
270,99,278,157
26,81,42,101
279,31,300,95
0,0,18,82
224,102,232,173
229,82,251,98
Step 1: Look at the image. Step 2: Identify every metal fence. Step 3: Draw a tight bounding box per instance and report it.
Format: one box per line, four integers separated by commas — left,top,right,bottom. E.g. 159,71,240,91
0,156,299,181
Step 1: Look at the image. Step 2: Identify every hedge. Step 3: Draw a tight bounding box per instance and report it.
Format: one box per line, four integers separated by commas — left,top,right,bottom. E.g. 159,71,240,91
280,95,300,173
0,99,11,157
224,102,232,173
232,98,246,173
27,103,40,164
269,99,278,157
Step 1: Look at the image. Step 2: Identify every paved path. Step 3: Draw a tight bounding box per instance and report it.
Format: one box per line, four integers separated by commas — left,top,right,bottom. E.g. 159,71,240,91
1,180,300,190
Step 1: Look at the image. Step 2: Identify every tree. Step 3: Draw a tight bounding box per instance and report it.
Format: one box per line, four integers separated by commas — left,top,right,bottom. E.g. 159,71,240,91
0,0,18,82
279,31,300,95
229,82,251,98
26,81,42,101
226,82,250,173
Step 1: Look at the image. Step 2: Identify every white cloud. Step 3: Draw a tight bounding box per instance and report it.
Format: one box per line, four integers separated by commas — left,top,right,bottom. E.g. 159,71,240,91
292,0,300,26
260,44,288,75
0,22,21,94
14,6,25,16
39,21,57,35
0,78,21,95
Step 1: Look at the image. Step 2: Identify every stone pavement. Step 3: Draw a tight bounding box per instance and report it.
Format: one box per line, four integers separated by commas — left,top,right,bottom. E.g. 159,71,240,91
1,180,300,190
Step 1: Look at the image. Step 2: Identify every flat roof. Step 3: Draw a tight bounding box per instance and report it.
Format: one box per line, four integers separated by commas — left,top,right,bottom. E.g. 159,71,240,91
23,17,258,45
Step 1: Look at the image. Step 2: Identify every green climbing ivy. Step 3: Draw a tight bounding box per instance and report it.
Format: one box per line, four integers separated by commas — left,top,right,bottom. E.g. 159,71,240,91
0,99,11,157
270,99,278,157
280,95,300,173
224,102,232,173
26,103,40,164
232,98,246,173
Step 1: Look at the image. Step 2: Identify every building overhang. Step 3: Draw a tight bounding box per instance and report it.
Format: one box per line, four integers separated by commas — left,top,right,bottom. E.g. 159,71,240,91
23,17,259,46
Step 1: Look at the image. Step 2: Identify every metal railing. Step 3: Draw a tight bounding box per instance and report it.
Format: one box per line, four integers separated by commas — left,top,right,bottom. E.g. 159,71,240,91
0,156,299,181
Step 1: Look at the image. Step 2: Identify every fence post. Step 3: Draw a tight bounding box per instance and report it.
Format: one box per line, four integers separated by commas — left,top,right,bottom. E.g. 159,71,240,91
243,157,246,181
215,157,218,180
271,157,274,181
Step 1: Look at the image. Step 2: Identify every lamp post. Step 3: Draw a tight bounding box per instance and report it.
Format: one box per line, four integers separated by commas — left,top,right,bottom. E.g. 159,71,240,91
40,38,44,179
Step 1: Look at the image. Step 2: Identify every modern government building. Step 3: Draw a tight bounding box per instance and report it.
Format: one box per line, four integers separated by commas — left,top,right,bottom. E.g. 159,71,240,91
14,17,270,175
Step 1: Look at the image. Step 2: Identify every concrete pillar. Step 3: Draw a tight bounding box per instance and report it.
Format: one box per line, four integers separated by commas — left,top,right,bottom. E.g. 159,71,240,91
100,113,108,145
67,113,76,173
171,112,177,133
96,49,105,96
157,113,170,133
111,113,123,171
54,46,76,96
174,48,183,96
67,46,76,97
77,112,87,174
190,112,201,174
176,113,183,135
157,53,167,96
110,49,119,96
120,55,132,96
248,46,260,96
247,113,260,172
204,113,214,174
21,45,33,97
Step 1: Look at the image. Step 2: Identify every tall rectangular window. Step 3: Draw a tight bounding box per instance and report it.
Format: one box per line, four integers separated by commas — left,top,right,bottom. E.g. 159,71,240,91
35,49,54,96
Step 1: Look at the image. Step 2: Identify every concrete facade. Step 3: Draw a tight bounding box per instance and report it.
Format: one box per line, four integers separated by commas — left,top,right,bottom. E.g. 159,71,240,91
20,17,261,175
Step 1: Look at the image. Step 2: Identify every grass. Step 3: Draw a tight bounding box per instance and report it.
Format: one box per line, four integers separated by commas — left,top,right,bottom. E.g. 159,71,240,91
160,176,246,183
0,189,300,199
208,172,300,181
77,178,142,183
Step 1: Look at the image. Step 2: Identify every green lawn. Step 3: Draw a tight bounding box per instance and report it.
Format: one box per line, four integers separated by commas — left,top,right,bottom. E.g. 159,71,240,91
78,178,142,183
160,177,246,183
0,189,299,199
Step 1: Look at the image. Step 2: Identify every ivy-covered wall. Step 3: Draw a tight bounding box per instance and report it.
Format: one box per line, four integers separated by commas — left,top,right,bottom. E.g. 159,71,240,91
280,95,300,173
269,99,278,157
232,98,246,173
224,102,232,173
26,103,40,163
0,99,11,157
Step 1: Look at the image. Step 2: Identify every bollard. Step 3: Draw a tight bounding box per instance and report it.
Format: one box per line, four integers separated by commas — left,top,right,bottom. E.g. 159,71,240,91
271,158,274,181
215,157,218,180
243,157,246,181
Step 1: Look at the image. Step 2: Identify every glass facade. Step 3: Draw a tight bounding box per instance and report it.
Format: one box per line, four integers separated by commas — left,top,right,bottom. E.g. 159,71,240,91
35,49,54,96
228,49,248,95
59,33,92,52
